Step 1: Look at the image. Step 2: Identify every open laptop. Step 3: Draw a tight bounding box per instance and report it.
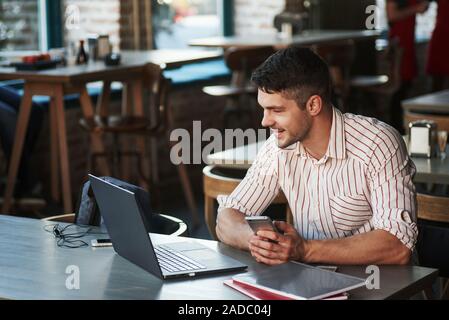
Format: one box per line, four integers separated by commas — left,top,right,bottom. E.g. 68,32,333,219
88,174,247,279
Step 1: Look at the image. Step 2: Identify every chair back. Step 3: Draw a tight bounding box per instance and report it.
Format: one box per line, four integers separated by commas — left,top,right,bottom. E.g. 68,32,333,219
417,193,449,224
143,63,172,132
403,111,449,133
224,46,276,87
416,193,449,278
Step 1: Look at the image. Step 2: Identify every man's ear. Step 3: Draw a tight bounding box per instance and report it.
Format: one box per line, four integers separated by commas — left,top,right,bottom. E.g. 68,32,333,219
306,95,323,116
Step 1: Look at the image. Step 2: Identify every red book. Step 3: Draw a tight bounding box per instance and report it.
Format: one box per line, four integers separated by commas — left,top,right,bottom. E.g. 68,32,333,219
224,279,349,300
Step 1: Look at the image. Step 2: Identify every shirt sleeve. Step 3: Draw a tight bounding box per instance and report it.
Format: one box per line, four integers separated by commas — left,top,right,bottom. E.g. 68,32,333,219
367,126,418,250
217,135,281,216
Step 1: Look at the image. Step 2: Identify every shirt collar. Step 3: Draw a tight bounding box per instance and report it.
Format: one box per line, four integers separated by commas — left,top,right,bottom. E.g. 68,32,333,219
296,107,346,160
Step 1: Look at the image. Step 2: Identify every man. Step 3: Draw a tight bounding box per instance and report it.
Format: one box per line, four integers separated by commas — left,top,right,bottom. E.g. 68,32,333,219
216,47,417,266
386,0,429,133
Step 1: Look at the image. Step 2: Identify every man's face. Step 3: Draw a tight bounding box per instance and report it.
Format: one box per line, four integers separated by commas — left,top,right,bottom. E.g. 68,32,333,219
258,89,312,149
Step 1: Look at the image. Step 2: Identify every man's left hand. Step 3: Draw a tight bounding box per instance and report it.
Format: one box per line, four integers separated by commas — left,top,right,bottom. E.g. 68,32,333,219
248,220,309,265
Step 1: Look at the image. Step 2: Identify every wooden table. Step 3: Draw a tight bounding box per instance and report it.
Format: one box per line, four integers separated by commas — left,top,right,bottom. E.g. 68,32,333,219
207,141,449,184
189,30,380,49
0,49,222,214
0,215,438,300
402,90,449,114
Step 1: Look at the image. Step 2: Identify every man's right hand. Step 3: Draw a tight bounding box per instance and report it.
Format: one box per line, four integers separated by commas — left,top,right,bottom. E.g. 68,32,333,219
216,208,254,251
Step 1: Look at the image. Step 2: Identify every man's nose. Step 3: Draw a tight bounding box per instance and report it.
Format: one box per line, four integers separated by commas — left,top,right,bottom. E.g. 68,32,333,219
261,112,274,128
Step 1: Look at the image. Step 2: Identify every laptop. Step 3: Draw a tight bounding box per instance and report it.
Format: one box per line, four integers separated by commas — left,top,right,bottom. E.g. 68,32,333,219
88,174,247,279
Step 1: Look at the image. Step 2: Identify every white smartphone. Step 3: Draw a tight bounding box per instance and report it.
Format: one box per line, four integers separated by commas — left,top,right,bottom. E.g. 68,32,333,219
91,238,113,247
245,216,280,235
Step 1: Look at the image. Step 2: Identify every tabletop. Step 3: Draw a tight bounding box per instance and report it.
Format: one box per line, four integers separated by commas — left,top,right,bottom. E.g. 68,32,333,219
402,90,449,114
0,49,223,83
207,141,449,184
0,215,438,300
189,30,380,49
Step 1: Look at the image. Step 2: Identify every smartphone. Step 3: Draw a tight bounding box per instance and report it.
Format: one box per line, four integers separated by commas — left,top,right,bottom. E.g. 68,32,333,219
245,216,280,235
91,238,112,247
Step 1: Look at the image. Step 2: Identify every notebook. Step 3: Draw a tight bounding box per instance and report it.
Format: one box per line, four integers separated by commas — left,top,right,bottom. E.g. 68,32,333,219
224,279,349,300
225,262,365,300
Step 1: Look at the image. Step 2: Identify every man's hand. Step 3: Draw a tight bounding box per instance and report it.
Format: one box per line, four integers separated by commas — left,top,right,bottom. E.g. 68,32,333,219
248,221,309,265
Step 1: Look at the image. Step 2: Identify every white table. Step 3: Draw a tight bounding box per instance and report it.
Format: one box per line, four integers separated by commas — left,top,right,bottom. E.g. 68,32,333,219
207,141,449,184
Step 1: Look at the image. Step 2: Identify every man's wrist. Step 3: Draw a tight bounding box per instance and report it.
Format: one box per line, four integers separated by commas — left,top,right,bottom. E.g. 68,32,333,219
302,239,318,263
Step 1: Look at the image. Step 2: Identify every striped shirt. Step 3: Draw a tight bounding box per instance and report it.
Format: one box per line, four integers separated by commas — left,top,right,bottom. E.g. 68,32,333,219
218,107,418,250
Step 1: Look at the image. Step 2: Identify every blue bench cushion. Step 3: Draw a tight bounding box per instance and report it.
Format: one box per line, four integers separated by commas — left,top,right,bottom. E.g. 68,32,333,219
0,59,231,107
163,59,231,87
0,81,122,109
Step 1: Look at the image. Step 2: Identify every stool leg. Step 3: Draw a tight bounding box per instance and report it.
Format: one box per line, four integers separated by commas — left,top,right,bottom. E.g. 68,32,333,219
204,195,217,240
2,85,33,213
54,85,73,213
49,97,60,203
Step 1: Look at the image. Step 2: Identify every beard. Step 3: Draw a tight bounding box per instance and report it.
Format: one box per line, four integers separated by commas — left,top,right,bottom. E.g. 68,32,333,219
274,116,312,149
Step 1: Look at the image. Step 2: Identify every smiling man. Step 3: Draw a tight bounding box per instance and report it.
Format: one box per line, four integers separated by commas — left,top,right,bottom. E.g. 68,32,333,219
216,46,417,265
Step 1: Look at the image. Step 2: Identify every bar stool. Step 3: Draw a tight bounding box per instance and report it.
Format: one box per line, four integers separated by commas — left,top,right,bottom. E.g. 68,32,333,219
203,165,292,240
312,40,356,111
79,63,200,226
202,46,275,129
348,39,402,117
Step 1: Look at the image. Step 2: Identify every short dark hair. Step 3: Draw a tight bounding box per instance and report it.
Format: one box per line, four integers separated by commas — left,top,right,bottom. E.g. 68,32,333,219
251,46,332,107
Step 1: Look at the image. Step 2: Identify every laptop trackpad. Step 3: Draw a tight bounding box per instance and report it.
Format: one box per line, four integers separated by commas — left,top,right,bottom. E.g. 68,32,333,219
163,242,231,266
162,241,208,252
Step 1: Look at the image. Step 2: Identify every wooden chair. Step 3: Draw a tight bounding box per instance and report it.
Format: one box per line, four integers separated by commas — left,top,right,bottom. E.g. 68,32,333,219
79,63,200,226
202,46,276,129
41,212,188,237
203,165,292,240
403,111,449,133
416,193,449,299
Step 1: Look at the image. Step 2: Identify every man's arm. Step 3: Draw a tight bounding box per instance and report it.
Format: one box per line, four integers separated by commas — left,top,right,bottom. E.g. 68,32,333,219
216,208,253,251
304,229,410,265
250,222,411,265
216,135,281,250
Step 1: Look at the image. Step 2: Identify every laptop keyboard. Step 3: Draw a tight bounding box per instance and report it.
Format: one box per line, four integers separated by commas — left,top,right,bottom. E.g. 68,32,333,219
155,245,206,273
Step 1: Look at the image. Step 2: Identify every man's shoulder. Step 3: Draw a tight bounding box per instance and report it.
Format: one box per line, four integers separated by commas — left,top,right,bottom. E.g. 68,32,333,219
343,113,403,151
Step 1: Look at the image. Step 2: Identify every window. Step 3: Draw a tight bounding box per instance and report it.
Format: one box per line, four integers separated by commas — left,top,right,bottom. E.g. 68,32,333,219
153,0,223,49
63,0,120,52
0,0,41,51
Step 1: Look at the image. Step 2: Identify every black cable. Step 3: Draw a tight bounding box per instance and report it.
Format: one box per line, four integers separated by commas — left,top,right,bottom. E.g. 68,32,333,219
44,223,107,249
